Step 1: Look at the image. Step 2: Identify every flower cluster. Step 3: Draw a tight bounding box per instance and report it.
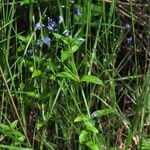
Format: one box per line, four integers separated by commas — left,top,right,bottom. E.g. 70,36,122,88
34,2,82,47
35,37,51,46
34,15,65,46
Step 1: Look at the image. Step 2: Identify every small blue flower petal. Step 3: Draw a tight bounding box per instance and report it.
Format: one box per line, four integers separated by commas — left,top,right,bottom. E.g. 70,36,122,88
59,16,64,24
35,40,40,46
70,0,74,3
125,24,131,29
127,36,133,44
47,19,58,31
42,37,51,45
76,8,81,16
47,25,53,31
27,49,33,54
63,29,69,36
35,22,44,30
77,37,85,43
91,111,97,118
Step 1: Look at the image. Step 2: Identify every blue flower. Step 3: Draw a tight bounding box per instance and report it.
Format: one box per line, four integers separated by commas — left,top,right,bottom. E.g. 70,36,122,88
70,0,74,3
35,22,44,30
125,24,131,29
42,37,51,45
59,16,64,24
77,37,85,43
63,29,69,36
76,8,81,16
47,19,58,31
27,49,33,54
127,36,132,44
91,111,97,118
35,40,40,46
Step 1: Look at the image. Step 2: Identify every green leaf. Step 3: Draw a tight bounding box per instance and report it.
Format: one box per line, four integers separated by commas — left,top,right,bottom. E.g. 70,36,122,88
0,145,32,150
12,130,24,138
86,141,99,150
79,130,89,144
32,70,42,78
17,136,25,142
53,33,67,44
21,0,38,5
71,38,84,50
17,34,31,43
84,121,98,133
61,37,84,61
74,115,89,122
81,75,103,85
17,45,26,52
61,50,72,62
26,91,40,98
91,108,115,118
17,35,28,43
57,71,79,81
53,33,64,39
36,122,43,130
10,120,18,129
61,46,80,62
91,4,102,16
71,45,80,52
142,139,150,149
0,124,11,131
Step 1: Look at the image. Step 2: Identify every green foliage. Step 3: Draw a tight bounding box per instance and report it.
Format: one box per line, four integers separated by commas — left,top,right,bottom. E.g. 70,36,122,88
0,121,25,146
81,75,103,85
0,0,149,149
21,0,38,5
74,111,113,149
142,139,150,150
91,108,115,118
86,141,99,150
0,145,32,150
54,33,85,62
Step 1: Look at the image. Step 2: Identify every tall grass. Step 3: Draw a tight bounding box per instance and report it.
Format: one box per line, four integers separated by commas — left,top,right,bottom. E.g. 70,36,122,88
0,0,149,149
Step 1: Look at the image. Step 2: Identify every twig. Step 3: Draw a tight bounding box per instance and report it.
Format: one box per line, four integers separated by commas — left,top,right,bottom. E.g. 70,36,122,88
0,65,31,147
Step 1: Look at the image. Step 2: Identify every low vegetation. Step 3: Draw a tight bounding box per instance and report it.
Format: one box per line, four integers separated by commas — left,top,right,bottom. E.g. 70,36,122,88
0,0,149,149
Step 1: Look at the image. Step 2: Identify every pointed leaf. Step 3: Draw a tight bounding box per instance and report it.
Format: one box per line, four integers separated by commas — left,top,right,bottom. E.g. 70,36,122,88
61,37,84,61
86,141,99,150
81,75,103,85
53,33,68,44
10,120,18,129
57,71,79,81
0,124,11,131
142,139,150,149
32,70,42,78
21,0,38,5
91,108,115,118
79,130,89,144
17,45,26,52
12,130,24,138
17,35,28,43
74,115,89,122
61,50,72,62
26,91,40,98
84,121,98,133
0,145,32,150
